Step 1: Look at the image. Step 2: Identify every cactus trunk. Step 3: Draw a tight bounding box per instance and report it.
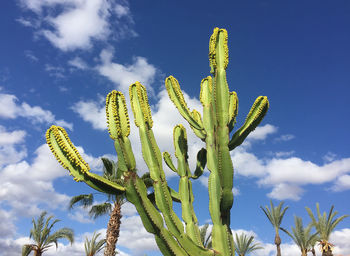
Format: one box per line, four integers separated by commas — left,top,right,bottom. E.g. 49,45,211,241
46,27,269,256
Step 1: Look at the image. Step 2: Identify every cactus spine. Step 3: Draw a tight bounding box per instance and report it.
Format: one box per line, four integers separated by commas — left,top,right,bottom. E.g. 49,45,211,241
46,27,269,256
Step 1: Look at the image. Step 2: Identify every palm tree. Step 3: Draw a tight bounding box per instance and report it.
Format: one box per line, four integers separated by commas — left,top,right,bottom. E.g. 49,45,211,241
84,231,106,256
22,211,74,256
280,216,319,256
233,232,263,256
260,200,289,256
69,157,152,256
306,203,349,256
199,223,212,249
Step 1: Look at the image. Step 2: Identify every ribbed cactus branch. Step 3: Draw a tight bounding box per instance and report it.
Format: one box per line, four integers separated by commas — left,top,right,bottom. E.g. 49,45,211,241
228,96,269,151
46,126,125,194
165,76,203,131
172,125,202,245
46,27,268,256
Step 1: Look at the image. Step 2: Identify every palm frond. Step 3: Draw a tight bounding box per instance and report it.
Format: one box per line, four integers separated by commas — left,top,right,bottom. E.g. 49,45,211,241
22,244,33,256
102,157,116,178
43,227,74,250
84,231,106,256
234,232,263,255
69,194,94,209
89,202,112,219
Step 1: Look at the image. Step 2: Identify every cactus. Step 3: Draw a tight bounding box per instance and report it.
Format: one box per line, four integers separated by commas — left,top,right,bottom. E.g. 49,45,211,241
46,27,269,256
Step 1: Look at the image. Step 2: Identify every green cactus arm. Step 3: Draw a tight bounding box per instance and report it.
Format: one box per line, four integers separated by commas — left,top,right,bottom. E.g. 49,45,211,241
190,109,206,140
106,90,136,172
163,152,178,174
173,125,202,246
228,91,238,132
130,82,214,255
165,76,203,131
147,187,181,205
46,126,125,194
168,187,181,203
154,235,180,256
125,173,188,256
130,82,184,233
191,148,206,179
228,96,269,151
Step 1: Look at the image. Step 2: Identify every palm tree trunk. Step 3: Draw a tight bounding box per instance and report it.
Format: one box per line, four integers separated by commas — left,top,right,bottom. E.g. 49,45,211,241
322,250,333,256
104,201,122,256
275,234,281,256
311,247,316,256
33,250,42,256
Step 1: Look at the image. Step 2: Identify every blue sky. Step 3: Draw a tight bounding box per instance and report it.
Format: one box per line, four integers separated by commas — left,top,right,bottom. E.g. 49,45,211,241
0,0,349,255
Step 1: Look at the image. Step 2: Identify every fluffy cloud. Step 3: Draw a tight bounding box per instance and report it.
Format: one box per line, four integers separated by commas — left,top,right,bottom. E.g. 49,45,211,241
19,0,136,51
230,127,350,200
97,48,157,92
274,134,295,142
118,215,158,254
331,228,350,255
0,126,27,166
0,140,106,215
332,174,350,191
68,57,88,70
0,93,73,130
72,98,106,130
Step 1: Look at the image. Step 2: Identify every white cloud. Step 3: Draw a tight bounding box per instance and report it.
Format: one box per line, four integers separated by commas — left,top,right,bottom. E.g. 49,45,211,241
24,50,39,62
114,4,131,19
0,126,27,166
323,151,337,163
72,99,106,130
0,209,16,238
97,49,157,92
0,126,26,145
247,124,278,141
68,207,94,224
260,157,350,186
332,174,350,191
267,183,304,201
274,134,295,142
42,0,111,51
331,228,350,255
0,145,70,216
274,151,295,158
44,64,65,78
19,0,136,51
0,141,104,216
118,215,158,254
0,94,18,118
68,57,88,70
0,93,73,130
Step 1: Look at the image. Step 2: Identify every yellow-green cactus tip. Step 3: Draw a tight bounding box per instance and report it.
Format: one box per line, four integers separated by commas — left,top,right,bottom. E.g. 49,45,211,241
46,125,90,173
209,27,229,72
129,81,153,128
106,90,130,139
